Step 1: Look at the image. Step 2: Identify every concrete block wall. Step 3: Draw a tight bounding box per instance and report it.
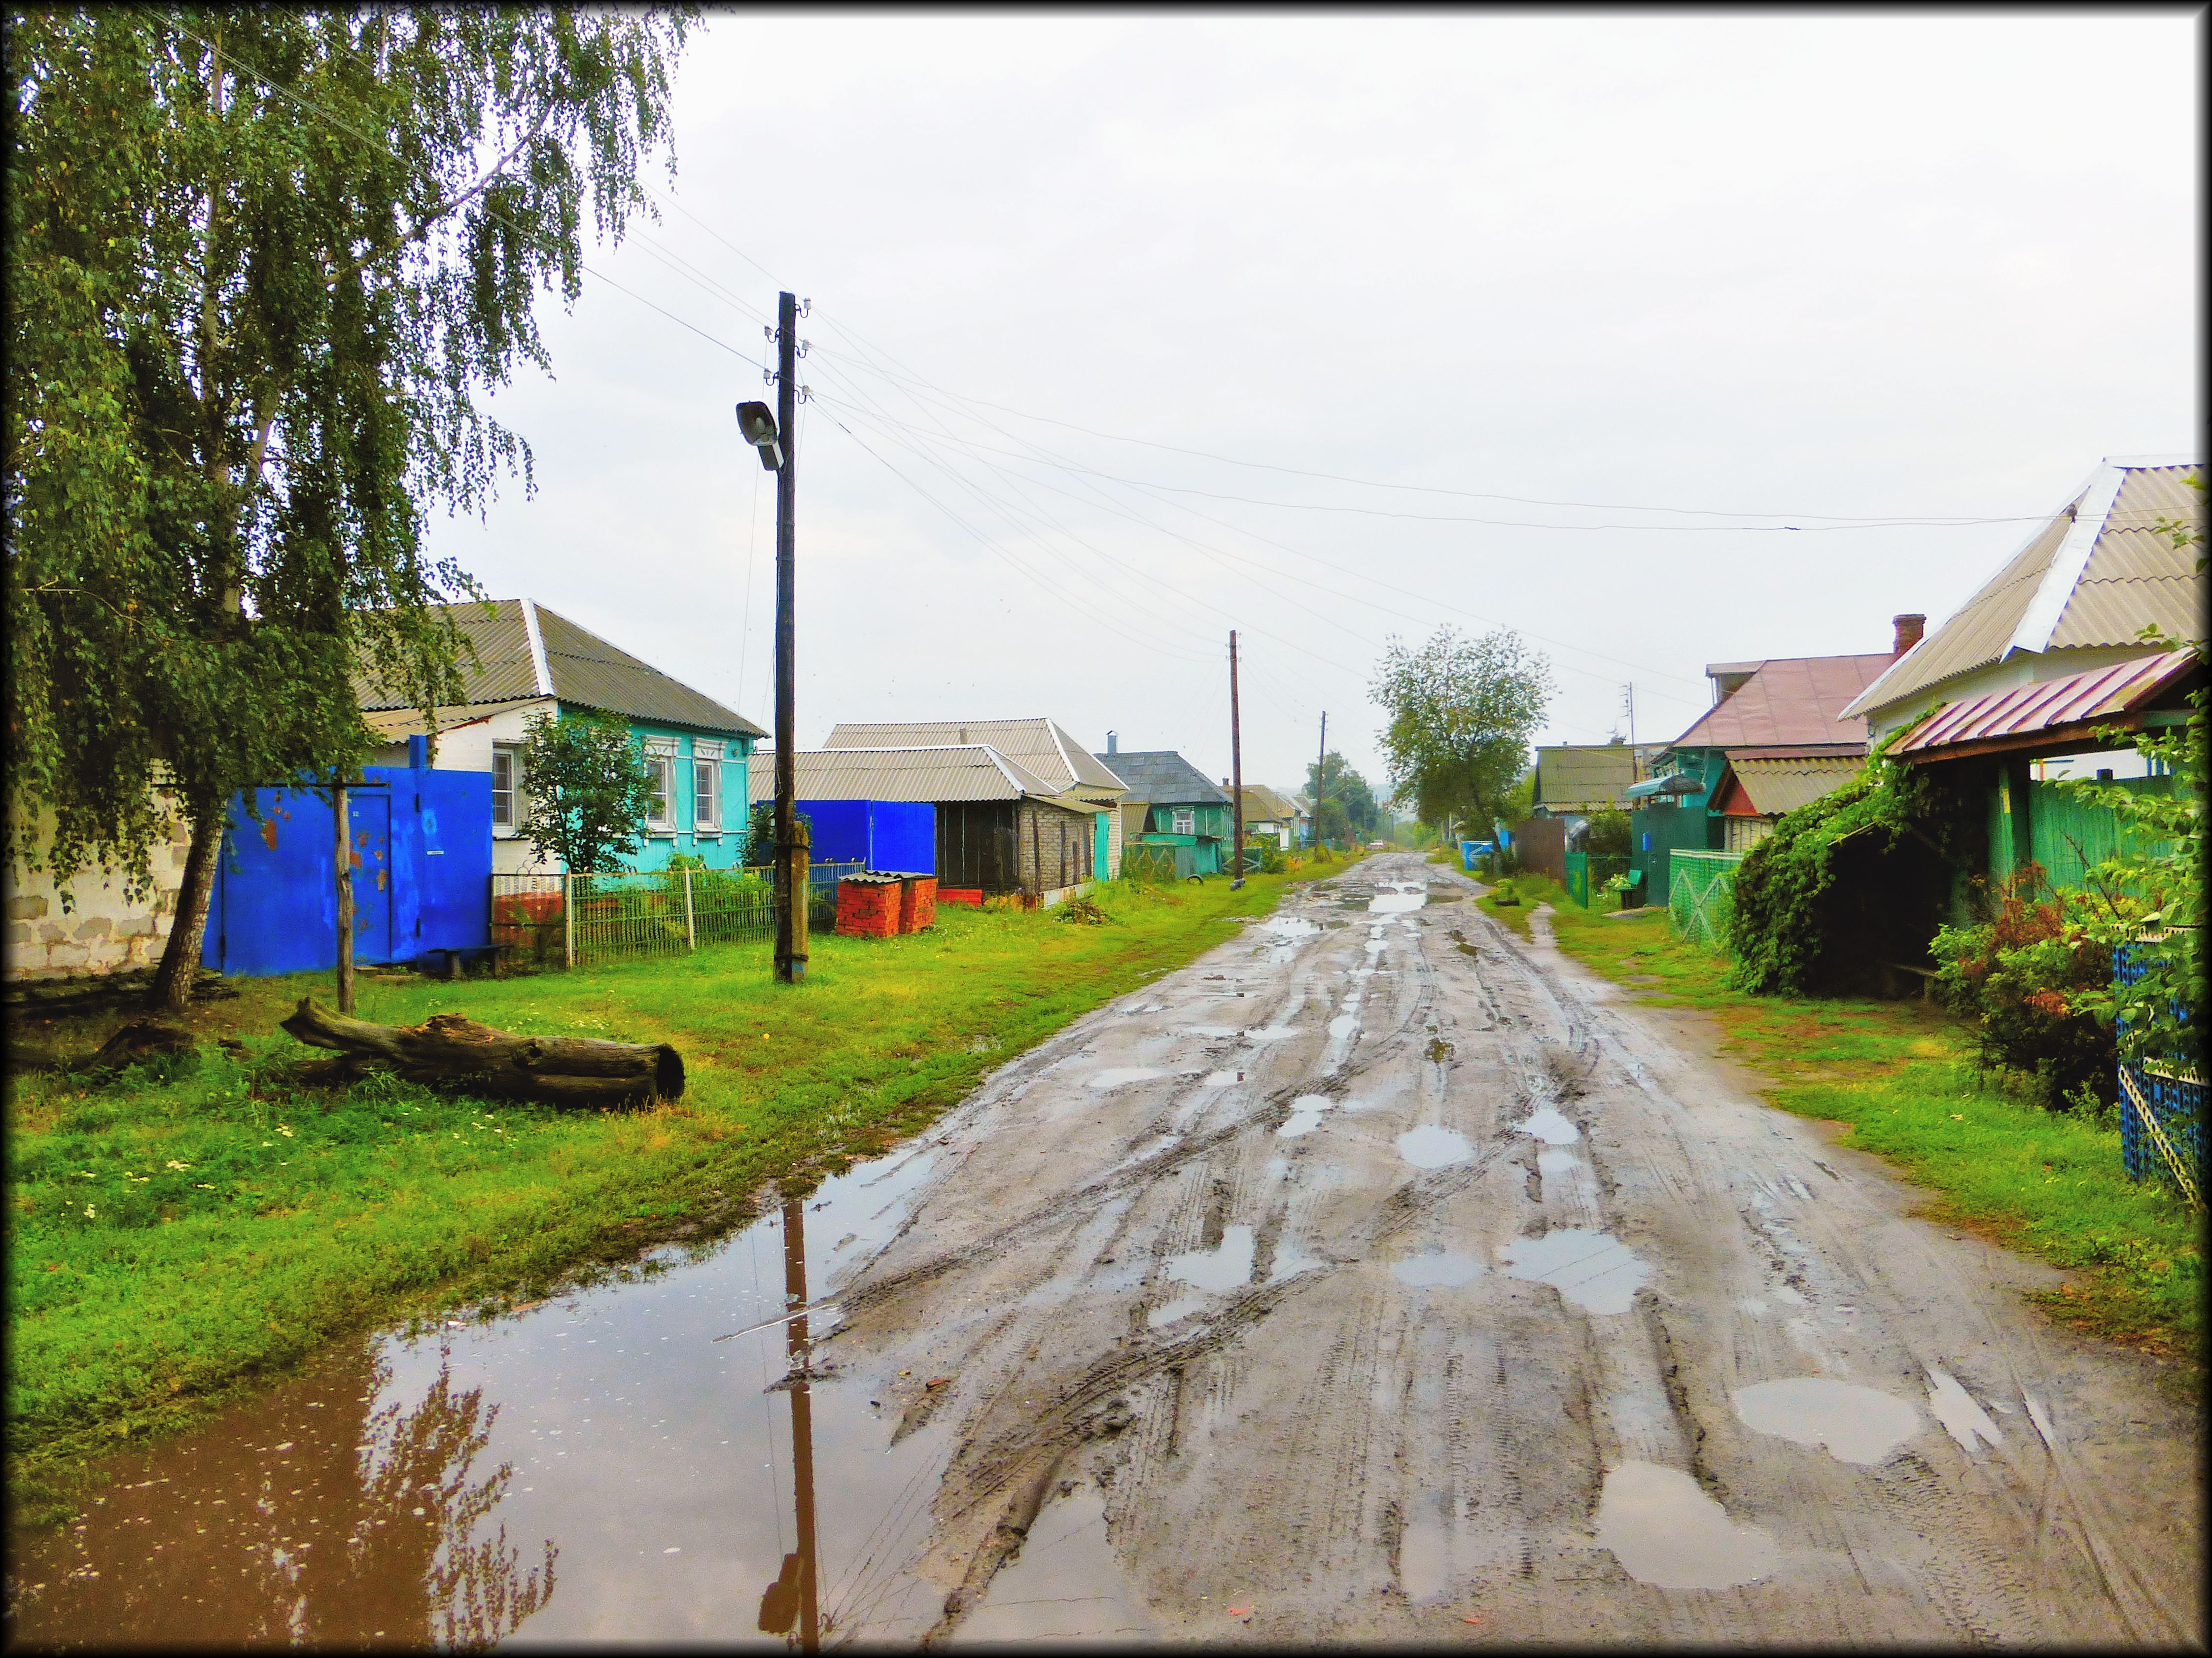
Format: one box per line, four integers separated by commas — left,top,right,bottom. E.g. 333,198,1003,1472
6,804,194,980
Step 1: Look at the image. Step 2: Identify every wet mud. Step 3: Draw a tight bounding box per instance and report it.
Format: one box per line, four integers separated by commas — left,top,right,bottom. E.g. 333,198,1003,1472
9,856,2201,1647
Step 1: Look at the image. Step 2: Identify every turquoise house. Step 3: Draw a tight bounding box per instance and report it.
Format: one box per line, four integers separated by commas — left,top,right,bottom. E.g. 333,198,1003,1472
359,598,767,875
1094,746,1233,876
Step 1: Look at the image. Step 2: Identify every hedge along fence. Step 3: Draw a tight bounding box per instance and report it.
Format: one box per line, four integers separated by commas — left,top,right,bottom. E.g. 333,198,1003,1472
490,862,864,968
1564,851,1632,910
1669,849,1745,952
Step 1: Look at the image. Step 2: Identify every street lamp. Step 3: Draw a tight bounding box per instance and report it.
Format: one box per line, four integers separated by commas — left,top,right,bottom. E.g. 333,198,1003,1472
735,401,783,471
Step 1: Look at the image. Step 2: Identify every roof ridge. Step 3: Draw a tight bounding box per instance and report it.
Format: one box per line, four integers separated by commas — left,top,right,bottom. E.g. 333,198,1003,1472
520,598,553,697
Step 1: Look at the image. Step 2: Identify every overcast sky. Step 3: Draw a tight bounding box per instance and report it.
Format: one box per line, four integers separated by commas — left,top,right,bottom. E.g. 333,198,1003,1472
423,10,2200,800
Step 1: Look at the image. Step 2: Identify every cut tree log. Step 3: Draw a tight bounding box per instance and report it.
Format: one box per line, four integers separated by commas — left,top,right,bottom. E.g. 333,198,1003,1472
280,998,683,1107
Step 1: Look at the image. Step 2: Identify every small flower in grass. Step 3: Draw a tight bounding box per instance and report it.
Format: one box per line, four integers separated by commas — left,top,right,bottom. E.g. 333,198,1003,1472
276,1125,294,1138
165,1160,190,1171
83,1205,96,1219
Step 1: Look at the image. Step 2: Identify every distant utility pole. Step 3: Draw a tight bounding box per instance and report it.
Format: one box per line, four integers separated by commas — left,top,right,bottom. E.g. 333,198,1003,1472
1229,631,1244,889
772,291,807,984
1315,711,1328,850
1624,683,1639,782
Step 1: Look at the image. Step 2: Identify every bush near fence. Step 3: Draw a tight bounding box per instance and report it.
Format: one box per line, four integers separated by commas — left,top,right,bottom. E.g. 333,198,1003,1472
1669,849,1744,953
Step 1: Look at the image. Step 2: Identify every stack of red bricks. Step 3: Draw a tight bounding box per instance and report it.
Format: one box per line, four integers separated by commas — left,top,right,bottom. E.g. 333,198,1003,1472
835,874,904,938
899,875,938,933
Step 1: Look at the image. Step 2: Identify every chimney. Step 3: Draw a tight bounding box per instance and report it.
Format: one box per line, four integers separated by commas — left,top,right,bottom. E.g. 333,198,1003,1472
1107,730,1118,754
1891,613,1926,659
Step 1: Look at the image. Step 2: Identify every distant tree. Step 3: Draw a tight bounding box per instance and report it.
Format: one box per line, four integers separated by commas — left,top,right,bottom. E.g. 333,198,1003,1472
1305,751,1377,843
6,8,691,1011
516,711,652,875
1371,627,1552,838
743,799,811,868
1585,808,1634,858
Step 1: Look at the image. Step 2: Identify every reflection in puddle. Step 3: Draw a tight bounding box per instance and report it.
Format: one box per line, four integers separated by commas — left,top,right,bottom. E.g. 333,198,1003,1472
1279,1095,1334,1138
1733,1378,1921,1465
1520,1106,1580,1144
1499,1228,1649,1314
1244,1025,1301,1042
1166,1226,1256,1293
1925,1365,2004,1453
1391,1253,1486,1288
1400,1491,1450,1602
1396,1125,1474,1169
1536,1148,1582,1176
952,1481,1159,1645
1085,1067,1166,1090
1368,883,1428,915
1595,1462,1779,1589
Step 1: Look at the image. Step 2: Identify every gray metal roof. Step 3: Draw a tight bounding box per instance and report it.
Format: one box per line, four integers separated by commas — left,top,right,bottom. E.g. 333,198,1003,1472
1534,744,1667,809
1091,750,1231,806
1842,459,2204,720
747,745,1062,805
826,719,1126,795
356,599,766,737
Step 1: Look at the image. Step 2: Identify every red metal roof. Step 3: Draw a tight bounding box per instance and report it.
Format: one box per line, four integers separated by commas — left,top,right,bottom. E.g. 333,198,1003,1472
1667,653,1892,751
1888,648,2197,761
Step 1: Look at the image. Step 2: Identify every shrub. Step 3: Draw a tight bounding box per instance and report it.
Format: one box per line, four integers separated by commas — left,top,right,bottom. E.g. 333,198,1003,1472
1585,809,1632,858
1932,863,2115,1108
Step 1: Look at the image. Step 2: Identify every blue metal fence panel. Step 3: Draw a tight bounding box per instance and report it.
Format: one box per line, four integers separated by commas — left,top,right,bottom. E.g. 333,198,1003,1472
797,799,871,865
868,801,936,874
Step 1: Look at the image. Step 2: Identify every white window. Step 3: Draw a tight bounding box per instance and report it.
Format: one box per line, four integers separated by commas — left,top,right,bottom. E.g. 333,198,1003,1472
644,739,678,831
694,757,720,831
492,745,520,830
1172,808,1194,835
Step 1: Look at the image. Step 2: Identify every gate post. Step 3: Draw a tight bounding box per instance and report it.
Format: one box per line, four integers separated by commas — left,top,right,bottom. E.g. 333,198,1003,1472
684,867,697,950
563,872,575,970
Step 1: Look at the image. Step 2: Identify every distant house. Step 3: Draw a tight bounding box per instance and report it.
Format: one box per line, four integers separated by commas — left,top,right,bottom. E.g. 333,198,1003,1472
1231,784,1302,850
1096,742,1233,875
1705,749,1869,852
358,599,766,875
1531,743,1669,818
753,744,1100,903
1630,640,1898,902
824,718,1127,878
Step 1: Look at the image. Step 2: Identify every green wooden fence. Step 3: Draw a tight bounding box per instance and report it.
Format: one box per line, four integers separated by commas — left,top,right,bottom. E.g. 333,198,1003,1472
1668,849,1745,953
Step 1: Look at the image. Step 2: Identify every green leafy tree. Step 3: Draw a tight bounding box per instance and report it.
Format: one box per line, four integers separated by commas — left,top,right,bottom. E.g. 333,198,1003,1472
1304,751,1377,844
516,710,652,875
1584,809,1633,858
743,799,811,868
6,8,691,1009
1371,627,1552,840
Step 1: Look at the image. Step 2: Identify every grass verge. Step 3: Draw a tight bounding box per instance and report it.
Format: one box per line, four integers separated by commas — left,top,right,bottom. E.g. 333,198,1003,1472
6,861,1360,1501
1516,874,2201,1364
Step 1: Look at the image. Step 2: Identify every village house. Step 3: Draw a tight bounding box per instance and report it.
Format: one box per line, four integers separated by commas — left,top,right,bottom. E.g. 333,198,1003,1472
358,598,766,875
1098,740,1233,876
1231,783,1303,851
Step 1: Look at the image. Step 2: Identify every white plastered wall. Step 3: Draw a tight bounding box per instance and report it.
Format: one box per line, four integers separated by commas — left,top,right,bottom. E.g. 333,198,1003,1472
6,799,194,979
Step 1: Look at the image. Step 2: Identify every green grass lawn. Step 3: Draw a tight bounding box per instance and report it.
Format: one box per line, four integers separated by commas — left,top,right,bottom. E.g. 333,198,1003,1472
1512,873,2201,1364
6,862,1361,1492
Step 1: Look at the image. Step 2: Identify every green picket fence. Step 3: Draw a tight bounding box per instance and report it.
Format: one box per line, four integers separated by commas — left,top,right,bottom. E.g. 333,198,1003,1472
1668,849,1745,953
1563,851,1632,909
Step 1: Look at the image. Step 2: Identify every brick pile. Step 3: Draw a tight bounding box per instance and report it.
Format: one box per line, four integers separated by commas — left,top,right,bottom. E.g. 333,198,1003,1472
898,875,938,933
835,874,903,938
937,887,983,907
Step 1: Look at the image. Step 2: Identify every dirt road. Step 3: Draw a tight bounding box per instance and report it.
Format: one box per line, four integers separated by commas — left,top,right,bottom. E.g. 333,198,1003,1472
818,853,2201,1645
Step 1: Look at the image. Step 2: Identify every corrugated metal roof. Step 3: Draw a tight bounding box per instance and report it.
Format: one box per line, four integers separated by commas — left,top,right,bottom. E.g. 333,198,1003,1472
362,696,548,741
1666,655,1890,751
1722,755,1864,817
1089,750,1231,805
826,719,1125,795
1233,784,1300,821
1534,744,1664,807
1889,647,2197,760
746,745,1060,804
1844,461,2202,719
356,599,765,736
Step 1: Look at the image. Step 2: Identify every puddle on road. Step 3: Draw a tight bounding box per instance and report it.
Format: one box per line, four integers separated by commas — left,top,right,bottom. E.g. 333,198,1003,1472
1148,1226,1258,1327
1399,1491,1451,1603
1925,1365,2005,1453
1396,1126,1474,1169
1499,1228,1649,1315
1278,1095,1334,1138
1519,1106,1580,1145
1391,1253,1486,1288
1243,1025,1301,1043
1086,1067,1167,1090
951,1480,1159,1645
8,1143,967,1649
1180,1025,1242,1039
1594,1462,1779,1589
1733,1378,1922,1465
1368,883,1429,915
1327,1013,1359,1042
1536,1148,1582,1176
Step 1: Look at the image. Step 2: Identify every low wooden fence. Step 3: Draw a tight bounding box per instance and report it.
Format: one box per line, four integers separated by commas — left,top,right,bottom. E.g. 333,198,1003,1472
491,863,864,969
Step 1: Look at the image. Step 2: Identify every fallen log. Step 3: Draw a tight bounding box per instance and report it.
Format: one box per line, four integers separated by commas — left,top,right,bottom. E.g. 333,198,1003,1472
279,998,683,1107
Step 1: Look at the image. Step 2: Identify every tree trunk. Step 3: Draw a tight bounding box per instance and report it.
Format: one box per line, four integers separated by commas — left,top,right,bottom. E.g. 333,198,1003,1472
151,792,225,1014
280,997,683,1107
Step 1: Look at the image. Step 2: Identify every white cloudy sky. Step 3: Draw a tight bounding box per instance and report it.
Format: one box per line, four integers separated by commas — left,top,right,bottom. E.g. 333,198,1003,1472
424,10,2200,799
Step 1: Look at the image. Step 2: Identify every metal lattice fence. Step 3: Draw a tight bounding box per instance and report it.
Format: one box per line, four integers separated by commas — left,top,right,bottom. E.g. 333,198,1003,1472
1667,849,1744,953
2116,936,2203,1209
491,863,864,969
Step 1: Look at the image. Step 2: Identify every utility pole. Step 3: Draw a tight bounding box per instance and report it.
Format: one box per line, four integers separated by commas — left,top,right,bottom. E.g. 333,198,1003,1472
783,1196,821,1652
1315,711,1328,851
1624,683,1639,783
1229,631,1244,889
773,290,808,985
333,774,354,1014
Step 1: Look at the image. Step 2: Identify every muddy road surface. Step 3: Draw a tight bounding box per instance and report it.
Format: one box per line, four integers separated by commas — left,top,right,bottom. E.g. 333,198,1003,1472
10,854,2199,1647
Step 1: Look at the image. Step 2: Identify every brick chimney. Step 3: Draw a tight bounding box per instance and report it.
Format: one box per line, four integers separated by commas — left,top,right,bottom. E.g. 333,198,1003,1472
1891,613,1926,658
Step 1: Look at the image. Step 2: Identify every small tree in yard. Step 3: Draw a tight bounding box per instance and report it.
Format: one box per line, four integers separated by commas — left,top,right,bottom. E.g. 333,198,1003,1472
517,711,653,876
1372,627,1552,837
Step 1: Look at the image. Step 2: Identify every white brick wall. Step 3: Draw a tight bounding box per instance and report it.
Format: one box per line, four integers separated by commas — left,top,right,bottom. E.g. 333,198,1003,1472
6,800,194,980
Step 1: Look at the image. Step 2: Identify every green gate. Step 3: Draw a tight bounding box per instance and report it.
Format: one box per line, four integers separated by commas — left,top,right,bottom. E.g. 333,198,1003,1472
1668,849,1744,952
1564,852,1633,909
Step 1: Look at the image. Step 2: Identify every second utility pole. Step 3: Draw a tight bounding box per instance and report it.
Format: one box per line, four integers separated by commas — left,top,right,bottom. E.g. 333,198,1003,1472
773,290,808,984
1229,631,1244,890
1315,711,1327,851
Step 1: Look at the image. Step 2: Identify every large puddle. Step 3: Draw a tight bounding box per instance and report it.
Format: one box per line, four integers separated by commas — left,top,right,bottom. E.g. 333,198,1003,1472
1733,1378,1922,1465
1367,881,1428,916
1499,1228,1649,1315
1594,1462,1779,1589
7,1144,985,1649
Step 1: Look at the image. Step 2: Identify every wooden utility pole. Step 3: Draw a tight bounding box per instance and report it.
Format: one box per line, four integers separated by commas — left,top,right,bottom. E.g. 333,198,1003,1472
1315,711,1328,851
333,777,355,1014
1625,682,1640,782
1229,631,1244,889
773,289,808,984
783,1196,821,1652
